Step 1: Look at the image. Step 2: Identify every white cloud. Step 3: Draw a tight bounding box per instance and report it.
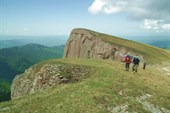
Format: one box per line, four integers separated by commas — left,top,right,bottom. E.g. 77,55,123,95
162,24,170,30
103,6,122,14
88,0,106,14
88,0,125,14
88,0,170,21
88,0,170,32
141,19,170,32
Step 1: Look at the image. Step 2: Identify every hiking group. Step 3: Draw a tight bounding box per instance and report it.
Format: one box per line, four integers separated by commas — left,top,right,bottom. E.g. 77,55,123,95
111,49,146,73
124,54,146,73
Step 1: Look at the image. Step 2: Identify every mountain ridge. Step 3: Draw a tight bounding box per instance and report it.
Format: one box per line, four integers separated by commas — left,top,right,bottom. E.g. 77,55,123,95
64,28,170,64
1,58,170,113
1,28,170,112
0,43,64,82
0,36,67,49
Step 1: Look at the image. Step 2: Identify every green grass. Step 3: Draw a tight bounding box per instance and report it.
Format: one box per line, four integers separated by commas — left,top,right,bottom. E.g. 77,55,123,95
78,28,170,64
0,58,169,113
99,32,170,64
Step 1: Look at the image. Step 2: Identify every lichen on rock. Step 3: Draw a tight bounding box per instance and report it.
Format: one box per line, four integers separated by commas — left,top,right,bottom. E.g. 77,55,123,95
11,63,90,99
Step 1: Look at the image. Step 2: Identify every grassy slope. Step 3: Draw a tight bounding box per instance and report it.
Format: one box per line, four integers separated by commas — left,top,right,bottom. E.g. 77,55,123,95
84,28,170,64
0,58,169,113
0,44,64,102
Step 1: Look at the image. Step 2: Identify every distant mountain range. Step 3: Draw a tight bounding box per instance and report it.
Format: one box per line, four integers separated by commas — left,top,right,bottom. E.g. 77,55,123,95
0,43,64,82
0,36,68,49
147,40,170,50
1,35,169,50
0,43,64,102
121,36,170,50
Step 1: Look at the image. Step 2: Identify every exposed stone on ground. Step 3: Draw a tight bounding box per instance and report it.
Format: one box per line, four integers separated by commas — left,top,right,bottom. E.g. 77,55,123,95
106,94,170,113
11,64,90,99
118,90,123,96
136,94,170,113
107,104,129,113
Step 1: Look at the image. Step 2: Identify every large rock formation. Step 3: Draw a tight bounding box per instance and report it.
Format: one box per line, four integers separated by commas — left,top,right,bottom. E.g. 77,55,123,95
64,28,142,60
11,63,90,99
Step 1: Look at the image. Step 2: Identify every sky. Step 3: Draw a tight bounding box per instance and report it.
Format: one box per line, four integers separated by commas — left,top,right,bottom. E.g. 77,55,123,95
0,0,170,39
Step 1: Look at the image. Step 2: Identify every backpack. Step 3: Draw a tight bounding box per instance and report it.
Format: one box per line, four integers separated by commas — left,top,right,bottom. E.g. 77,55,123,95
126,56,130,61
133,58,140,64
125,56,130,61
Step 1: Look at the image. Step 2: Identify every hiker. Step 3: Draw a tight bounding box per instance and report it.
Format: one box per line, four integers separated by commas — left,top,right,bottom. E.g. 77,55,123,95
132,56,140,73
111,48,117,60
143,61,147,70
141,57,146,70
125,55,131,71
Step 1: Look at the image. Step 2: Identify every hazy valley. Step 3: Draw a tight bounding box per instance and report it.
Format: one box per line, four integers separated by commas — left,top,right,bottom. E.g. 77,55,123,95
0,43,64,102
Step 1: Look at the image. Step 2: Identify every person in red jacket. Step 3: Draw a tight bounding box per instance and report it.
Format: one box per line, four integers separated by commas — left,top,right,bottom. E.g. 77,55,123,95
125,55,131,71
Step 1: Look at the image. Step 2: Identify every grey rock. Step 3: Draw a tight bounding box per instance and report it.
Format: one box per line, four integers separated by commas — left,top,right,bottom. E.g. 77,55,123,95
11,64,90,99
64,28,143,61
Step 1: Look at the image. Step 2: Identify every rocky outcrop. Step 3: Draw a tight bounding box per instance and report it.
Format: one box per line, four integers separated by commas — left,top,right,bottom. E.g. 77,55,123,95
11,63,90,99
11,28,144,99
64,28,142,60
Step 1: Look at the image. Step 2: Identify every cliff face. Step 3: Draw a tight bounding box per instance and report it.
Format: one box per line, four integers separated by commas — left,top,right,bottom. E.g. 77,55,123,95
11,63,90,99
64,28,141,60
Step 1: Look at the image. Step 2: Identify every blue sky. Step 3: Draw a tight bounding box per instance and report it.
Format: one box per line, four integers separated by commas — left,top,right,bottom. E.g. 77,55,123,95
0,0,170,39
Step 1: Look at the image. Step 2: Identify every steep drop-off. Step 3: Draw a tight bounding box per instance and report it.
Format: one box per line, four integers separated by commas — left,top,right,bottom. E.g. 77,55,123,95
11,60,91,99
64,28,170,63
1,59,170,113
